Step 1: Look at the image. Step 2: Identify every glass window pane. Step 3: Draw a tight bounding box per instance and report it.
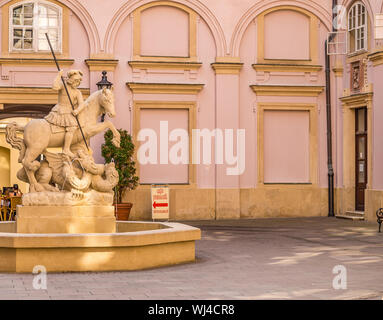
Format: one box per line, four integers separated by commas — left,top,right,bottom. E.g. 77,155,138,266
23,3,33,15
13,29,22,37
13,38,22,49
13,6,22,16
358,137,366,159
357,109,366,132
48,17,58,27
39,38,58,50
24,39,32,49
38,5,47,15
48,8,58,15
351,9,354,29
38,29,47,36
349,29,356,52
13,16,21,25
52,40,58,50
39,16,48,27
47,29,58,39
24,29,33,38
38,29,56,50
38,29,48,40
38,38,49,51
358,161,365,183
24,18,33,25
35,4,61,52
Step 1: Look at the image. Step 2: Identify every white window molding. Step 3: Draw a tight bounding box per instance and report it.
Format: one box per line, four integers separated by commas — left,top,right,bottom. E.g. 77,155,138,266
375,14,383,40
9,0,62,53
348,2,368,53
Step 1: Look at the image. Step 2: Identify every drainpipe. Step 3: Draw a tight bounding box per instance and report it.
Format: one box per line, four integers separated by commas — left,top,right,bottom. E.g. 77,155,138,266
325,0,338,217
325,42,334,217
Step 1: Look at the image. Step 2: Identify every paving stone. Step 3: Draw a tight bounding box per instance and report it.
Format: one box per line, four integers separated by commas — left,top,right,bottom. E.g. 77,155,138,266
0,218,382,299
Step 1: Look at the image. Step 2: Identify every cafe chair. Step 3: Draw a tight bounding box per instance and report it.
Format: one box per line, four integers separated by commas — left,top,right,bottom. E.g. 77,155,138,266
9,197,22,221
0,197,7,221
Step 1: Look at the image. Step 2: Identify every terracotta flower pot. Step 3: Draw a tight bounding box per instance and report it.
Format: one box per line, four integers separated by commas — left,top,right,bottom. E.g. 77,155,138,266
115,203,133,221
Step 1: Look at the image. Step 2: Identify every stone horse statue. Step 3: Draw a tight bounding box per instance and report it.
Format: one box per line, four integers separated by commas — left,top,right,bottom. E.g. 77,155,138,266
5,87,121,205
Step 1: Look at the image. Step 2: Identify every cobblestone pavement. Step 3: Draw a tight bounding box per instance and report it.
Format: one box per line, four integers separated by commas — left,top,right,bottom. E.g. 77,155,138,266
0,217,383,300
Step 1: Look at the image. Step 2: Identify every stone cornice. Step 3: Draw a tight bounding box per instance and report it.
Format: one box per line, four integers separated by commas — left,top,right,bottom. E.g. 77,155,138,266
250,85,324,96
128,61,202,71
252,64,323,73
126,82,204,94
211,62,243,74
340,91,373,108
0,58,74,67
85,59,119,71
368,50,383,67
0,86,90,104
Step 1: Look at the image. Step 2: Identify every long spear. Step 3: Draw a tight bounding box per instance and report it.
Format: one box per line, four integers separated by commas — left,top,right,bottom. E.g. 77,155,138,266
45,33,89,152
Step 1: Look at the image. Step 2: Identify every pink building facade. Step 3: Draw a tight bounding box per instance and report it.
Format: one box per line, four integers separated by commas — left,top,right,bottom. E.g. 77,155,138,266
0,0,382,221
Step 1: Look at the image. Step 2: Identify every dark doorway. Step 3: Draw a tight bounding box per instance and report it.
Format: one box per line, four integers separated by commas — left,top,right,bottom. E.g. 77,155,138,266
355,107,367,211
0,104,54,120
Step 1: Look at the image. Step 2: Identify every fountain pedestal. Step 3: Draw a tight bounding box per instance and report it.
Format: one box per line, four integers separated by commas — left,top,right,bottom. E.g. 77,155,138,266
0,207,200,273
16,206,116,234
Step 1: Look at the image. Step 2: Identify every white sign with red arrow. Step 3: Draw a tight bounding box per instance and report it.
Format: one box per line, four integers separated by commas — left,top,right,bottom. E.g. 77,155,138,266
151,185,169,220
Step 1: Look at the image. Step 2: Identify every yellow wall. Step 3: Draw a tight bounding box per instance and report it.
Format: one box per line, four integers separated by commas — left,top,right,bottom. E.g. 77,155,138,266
124,186,328,220
0,118,30,194
0,132,27,193
0,146,10,187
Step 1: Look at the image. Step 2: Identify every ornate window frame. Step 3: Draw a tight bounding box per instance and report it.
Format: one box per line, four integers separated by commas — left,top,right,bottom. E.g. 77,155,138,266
1,0,69,59
348,1,368,54
256,6,319,65
257,103,318,186
133,100,197,188
132,1,197,62
9,0,62,53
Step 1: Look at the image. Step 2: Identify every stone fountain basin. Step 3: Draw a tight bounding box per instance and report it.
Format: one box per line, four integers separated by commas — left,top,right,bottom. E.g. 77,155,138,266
0,221,201,273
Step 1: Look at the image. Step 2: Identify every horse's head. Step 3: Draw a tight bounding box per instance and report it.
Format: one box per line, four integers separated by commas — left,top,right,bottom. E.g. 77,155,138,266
100,87,116,118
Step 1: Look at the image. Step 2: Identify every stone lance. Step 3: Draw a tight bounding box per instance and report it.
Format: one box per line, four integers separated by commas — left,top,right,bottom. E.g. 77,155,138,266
45,33,89,152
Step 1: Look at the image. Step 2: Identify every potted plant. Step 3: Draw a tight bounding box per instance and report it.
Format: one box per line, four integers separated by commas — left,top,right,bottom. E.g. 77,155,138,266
102,129,139,220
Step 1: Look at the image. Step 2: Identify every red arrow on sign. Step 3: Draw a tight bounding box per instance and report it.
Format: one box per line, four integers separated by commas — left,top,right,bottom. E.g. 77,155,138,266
153,201,169,209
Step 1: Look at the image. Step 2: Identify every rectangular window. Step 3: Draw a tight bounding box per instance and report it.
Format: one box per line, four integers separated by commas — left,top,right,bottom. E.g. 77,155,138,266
263,110,310,184
139,108,190,184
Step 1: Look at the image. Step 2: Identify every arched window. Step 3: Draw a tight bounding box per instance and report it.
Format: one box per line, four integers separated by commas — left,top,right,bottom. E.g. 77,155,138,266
264,10,310,60
348,2,367,53
10,1,62,52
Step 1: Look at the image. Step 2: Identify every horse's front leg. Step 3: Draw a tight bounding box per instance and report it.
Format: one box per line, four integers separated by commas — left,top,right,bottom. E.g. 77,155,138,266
86,120,120,147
